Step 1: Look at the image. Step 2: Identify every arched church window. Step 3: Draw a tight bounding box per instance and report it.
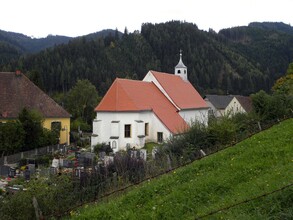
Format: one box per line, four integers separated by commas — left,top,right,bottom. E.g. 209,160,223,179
177,70,181,73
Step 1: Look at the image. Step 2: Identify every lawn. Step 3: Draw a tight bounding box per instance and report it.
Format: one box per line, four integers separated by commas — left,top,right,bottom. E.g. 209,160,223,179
68,119,293,219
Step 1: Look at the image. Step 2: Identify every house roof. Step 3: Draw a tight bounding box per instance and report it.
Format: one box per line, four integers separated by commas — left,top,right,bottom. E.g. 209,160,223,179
234,95,253,112
0,72,70,119
205,94,253,112
204,95,233,109
95,78,188,134
149,71,208,110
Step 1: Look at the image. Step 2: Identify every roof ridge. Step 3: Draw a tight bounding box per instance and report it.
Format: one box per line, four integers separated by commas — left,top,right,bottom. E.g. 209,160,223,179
150,70,181,78
151,71,180,109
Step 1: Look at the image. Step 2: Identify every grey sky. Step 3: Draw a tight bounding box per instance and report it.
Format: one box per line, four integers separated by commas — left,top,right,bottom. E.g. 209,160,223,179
1,0,292,38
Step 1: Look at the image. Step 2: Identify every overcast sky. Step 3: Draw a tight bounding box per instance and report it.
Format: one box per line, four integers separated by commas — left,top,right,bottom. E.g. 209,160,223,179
1,0,292,38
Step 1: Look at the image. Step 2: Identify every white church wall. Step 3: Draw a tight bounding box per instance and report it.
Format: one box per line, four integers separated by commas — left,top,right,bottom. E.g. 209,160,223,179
179,108,209,126
136,120,144,137
91,111,172,152
111,121,119,137
91,119,102,149
147,112,172,143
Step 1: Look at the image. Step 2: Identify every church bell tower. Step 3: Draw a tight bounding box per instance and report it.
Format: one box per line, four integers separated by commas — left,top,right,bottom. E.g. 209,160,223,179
174,49,188,81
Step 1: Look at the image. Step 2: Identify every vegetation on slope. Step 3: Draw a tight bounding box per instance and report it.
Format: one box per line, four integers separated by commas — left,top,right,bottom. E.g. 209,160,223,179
68,119,293,219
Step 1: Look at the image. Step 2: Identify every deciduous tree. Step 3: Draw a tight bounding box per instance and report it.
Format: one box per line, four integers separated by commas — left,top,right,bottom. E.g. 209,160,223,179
0,121,25,156
65,79,99,124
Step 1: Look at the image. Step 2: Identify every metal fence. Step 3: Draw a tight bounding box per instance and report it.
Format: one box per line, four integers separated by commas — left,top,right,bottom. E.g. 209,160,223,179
0,144,67,166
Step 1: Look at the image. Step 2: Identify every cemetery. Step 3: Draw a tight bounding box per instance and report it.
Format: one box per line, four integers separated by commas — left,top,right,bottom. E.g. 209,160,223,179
0,142,156,200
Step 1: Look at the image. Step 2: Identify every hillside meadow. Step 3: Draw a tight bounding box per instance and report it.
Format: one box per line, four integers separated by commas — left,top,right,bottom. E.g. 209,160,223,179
67,118,293,219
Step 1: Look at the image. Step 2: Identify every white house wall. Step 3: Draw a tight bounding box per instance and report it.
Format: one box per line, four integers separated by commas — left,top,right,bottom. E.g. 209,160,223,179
225,97,246,116
205,100,221,117
179,109,209,126
91,111,172,152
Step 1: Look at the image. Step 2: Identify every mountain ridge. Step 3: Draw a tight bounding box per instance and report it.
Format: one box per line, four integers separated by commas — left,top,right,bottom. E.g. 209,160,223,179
0,21,292,96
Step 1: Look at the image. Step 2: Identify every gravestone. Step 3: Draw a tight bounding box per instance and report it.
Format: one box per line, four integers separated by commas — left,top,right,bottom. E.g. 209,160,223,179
139,149,147,161
152,147,158,159
24,167,31,181
51,158,59,168
99,151,106,160
104,156,114,166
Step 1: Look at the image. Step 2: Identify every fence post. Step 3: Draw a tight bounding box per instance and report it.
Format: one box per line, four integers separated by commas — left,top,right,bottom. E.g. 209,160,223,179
166,155,172,171
4,156,7,165
21,152,24,159
200,149,206,157
32,196,43,220
257,122,262,131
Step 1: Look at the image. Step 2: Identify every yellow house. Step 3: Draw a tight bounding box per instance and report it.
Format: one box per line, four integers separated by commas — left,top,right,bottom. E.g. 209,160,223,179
0,71,71,144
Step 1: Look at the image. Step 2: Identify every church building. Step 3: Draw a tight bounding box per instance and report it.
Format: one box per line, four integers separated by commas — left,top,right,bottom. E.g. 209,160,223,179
91,52,209,152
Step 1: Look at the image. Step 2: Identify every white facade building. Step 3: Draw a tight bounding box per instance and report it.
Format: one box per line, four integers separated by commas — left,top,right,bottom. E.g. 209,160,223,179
92,111,173,152
205,95,252,118
91,53,209,152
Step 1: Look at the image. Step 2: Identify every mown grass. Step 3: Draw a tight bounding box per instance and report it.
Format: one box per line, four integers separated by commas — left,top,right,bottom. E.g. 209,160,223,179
67,119,293,219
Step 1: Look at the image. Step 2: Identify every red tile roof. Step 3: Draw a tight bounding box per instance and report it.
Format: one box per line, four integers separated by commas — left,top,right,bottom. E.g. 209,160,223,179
0,72,70,119
95,78,188,134
149,71,208,110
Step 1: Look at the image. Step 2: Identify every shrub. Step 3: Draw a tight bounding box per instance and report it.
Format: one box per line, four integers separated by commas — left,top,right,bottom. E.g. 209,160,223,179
39,128,59,146
114,152,146,184
93,143,113,155
208,116,237,147
71,118,91,132
231,112,260,140
251,90,293,121
0,121,25,156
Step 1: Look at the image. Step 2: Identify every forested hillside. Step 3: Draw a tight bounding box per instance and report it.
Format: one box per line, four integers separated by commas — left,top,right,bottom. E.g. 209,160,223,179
0,29,72,54
1,21,293,96
219,22,293,86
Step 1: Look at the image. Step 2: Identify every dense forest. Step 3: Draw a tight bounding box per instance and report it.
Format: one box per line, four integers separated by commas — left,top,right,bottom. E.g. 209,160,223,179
1,21,293,97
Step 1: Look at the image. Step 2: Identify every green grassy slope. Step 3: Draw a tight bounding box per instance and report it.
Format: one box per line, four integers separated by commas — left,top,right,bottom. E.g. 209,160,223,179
69,119,293,219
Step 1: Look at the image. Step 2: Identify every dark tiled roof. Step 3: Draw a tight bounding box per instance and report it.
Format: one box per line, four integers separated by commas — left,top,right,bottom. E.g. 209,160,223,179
205,95,233,109
0,72,70,119
234,95,253,112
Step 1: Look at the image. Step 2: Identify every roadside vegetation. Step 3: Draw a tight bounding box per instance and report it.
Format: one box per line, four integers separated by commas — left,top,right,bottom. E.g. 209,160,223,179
68,118,293,219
